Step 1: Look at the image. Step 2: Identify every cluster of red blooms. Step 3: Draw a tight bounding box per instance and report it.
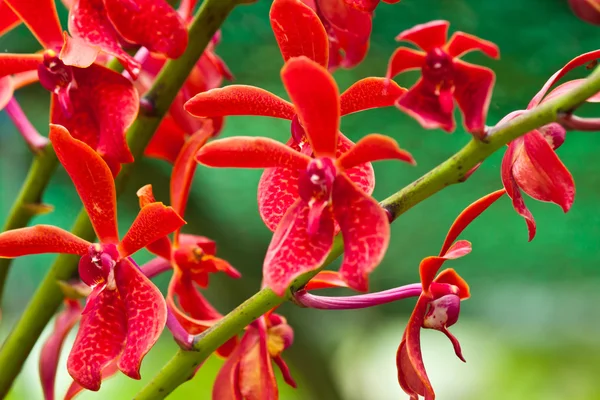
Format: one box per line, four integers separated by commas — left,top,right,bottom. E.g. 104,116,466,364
0,0,597,399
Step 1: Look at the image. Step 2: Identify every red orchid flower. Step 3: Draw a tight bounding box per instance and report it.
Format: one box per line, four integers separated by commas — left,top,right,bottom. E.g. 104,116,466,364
186,0,407,232
141,33,233,163
0,0,139,175
386,20,499,135
61,0,188,75
213,312,296,400
398,189,505,400
0,125,185,391
501,50,600,240
569,0,600,24
138,126,240,356
196,56,415,295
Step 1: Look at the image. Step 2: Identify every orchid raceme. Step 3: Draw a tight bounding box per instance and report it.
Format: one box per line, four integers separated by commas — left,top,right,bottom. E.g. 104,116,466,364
197,56,415,295
501,50,600,240
186,0,407,231
386,20,499,135
0,125,185,391
397,189,505,400
0,0,139,174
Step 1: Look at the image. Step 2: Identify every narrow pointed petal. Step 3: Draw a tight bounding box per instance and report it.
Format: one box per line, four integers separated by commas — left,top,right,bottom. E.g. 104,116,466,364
0,2,20,37
397,297,434,399
333,174,389,292
340,78,407,116
118,203,185,258
5,0,63,50
419,240,471,293
115,258,167,379
273,355,296,388
337,134,415,170
0,225,90,257
304,270,349,291
68,0,141,76
49,124,120,244
396,79,455,132
185,85,296,119
65,362,119,400
270,0,328,67
40,300,81,400
239,326,278,400
446,31,500,59
281,56,340,157
264,199,335,296
395,20,449,52
171,127,213,218
0,53,42,76
434,268,470,300
529,49,600,107
439,189,506,256
104,0,188,59
196,136,310,170
502,140,537,241
385,47,426,80
67,288,127,391
453,60,495,134
513,130,575,212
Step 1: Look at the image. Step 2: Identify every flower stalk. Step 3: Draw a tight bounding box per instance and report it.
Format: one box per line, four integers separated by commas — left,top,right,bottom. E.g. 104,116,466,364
135,63,600,400
4,98,49,151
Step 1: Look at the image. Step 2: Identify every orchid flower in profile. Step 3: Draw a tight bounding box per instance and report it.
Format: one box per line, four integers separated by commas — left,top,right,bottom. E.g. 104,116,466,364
398,189,505,400
386,20,499,135
0,125,185,392
186,0,407,232
0,0,139,174
500,50,600,240
197,56,415,295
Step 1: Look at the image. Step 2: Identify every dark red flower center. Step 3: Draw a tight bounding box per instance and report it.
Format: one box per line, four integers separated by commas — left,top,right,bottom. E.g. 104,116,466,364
78,243,120,290
298,158,337,204
423,48,454,83
37,50,76,117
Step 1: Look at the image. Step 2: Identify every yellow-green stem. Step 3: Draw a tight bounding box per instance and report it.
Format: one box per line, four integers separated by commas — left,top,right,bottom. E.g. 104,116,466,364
134,65,600,400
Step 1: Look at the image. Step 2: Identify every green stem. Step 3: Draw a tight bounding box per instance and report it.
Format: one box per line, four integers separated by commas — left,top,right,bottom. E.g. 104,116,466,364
0,145,58,301
134,65,600,400
0,0,248,395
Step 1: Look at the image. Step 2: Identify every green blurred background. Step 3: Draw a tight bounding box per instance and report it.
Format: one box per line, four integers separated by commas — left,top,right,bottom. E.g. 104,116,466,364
2,0,600,399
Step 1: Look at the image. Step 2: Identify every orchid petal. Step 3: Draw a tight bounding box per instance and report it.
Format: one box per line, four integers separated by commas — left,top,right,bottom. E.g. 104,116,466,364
395,20,449,52
0,225,90,258
541,79,600,104
513,130,575,212
179,233,217,255
439,189,506,256
49,124,120,243
65,362,119,400
171,127,213,218
67,288,126,391
501,140,537,241
304,270,349,291
144,114,188,163
281,56,340,157
0,53,42,76
386,47,426,80
453,60,495,134
114,258,167,379
118,202,185,258
59,33,100,69
446,31,500,59
396,78,455,132
40,300,81,400
0,1,20,37
264,199,335,296
337,134,415,170
342,0,380,12
5,0,63,50
333,174,389,292
212,334,251,400
104,0,188,59
239,326,278,400
69,0,140,76
135,185,174,259
529,49,600,107
434,268,470,300
338,133,375,196
340,77,407,116
419,240,471,294
185,85,296,119
270,0,329,67
196,136,311,170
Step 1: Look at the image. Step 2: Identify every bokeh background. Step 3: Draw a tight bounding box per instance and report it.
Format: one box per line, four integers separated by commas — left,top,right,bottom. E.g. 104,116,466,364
2,0,600,399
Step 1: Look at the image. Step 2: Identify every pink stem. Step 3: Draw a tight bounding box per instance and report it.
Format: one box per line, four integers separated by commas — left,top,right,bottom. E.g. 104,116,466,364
558,113,600,131
166,308,194,350
294,283,422,310
140,257,172,279
4,98,49,151
122,47,150,80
